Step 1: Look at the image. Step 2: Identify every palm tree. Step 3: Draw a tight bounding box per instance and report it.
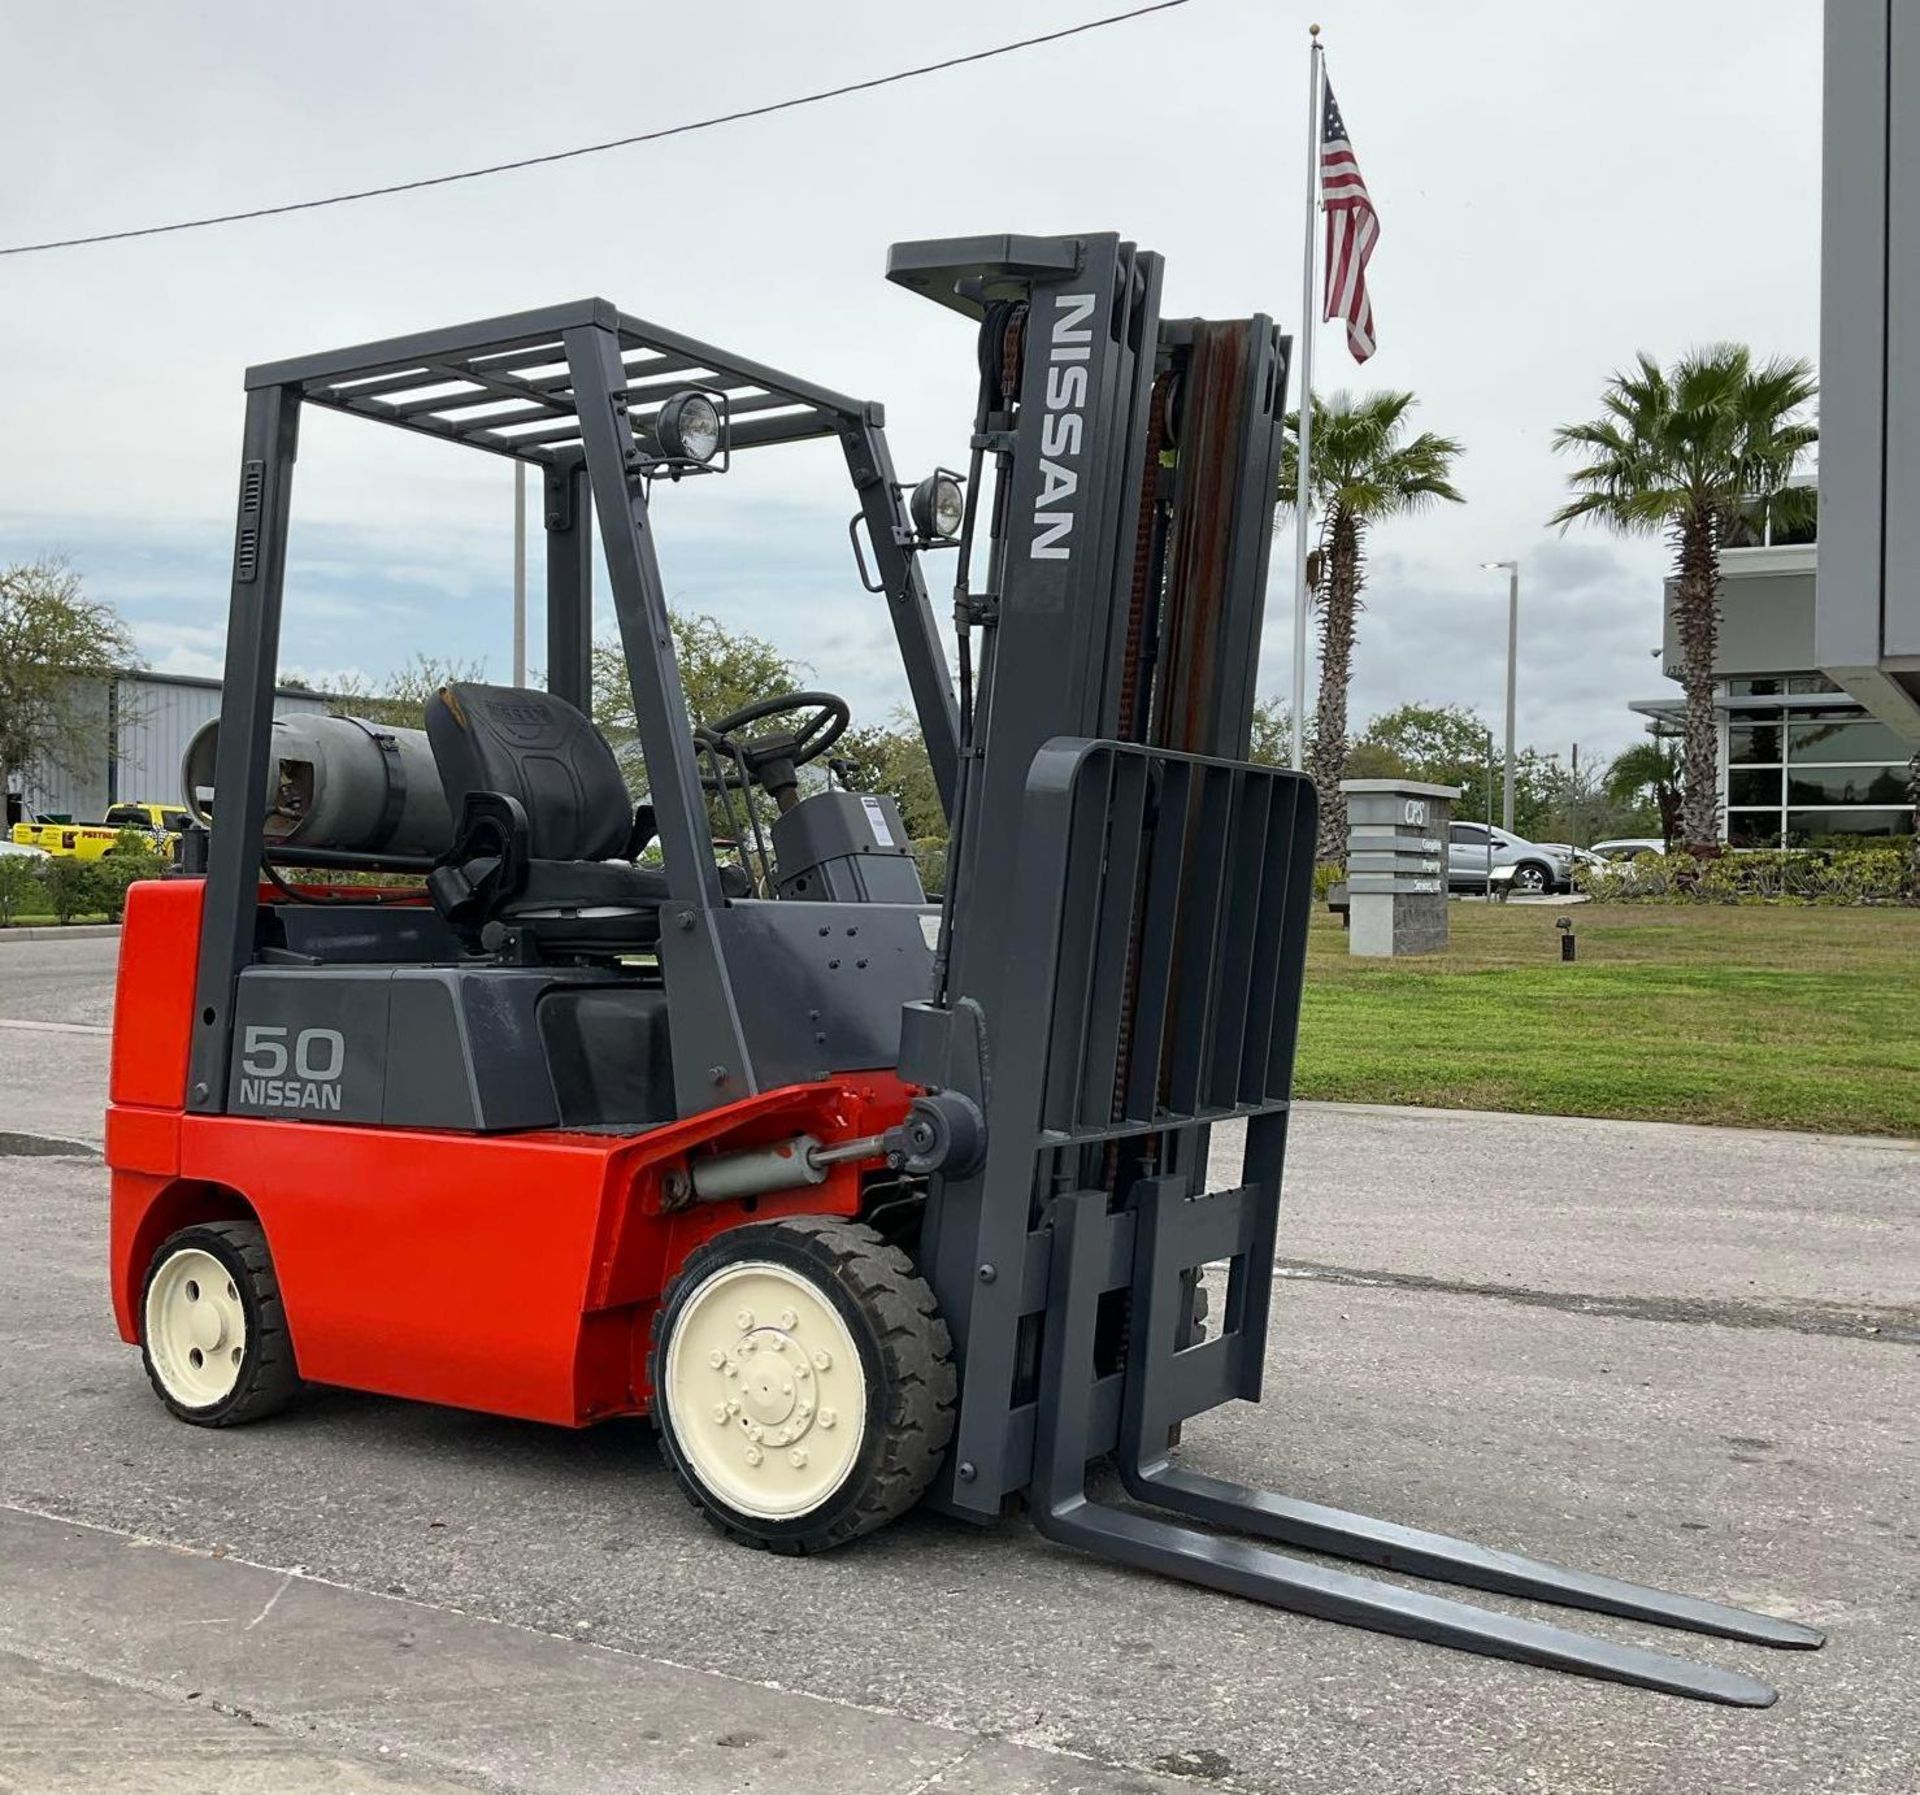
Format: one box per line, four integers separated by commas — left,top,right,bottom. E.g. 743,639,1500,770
1604,738,1684,849
1550,347,1817,851
1279,392,1465,862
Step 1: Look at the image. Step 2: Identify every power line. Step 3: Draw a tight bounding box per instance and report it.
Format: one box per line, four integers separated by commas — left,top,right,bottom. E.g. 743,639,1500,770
1,0,1195,258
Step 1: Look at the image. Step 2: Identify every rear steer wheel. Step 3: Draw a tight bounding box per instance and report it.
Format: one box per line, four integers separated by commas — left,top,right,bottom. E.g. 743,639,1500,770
140,1220,301,1425
651,1217,955,1555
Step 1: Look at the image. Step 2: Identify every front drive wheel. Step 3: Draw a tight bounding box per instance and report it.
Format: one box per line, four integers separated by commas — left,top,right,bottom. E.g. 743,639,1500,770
141,1220,301,1426
1511,861,1550,894
651,1217,955,1555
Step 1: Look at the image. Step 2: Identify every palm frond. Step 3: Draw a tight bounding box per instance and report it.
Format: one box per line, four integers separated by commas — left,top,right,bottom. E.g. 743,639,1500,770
1549,341,1816,535
1278,389,1465,521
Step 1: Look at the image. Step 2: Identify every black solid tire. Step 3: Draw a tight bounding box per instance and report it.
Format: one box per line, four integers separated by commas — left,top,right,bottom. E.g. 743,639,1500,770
140,1220,301,1426
650,1216,955,1556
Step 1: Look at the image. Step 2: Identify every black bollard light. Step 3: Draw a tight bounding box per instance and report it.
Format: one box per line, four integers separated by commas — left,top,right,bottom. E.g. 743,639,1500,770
1556,915,1576,962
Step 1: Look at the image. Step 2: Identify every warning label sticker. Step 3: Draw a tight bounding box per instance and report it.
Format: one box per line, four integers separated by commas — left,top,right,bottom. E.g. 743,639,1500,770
860,795,896,847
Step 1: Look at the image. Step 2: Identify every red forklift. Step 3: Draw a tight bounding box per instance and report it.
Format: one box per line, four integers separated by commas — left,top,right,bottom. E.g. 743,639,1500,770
107,234,1820,1701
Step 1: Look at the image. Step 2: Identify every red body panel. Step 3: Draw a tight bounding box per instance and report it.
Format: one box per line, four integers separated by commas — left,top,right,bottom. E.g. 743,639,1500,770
105,878,913,1426
109,880,202,1110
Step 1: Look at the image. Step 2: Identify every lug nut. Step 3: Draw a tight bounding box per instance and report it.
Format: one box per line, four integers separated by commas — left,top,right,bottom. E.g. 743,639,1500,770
713,1404,729,1424
818,1408,837,1429
779,1308,798,1330
745,1446,763,1466
735,1309,754,1329
741,1338,758,1355
813,1350,832,1371
708,1349,726,1369
788,1449,807,1468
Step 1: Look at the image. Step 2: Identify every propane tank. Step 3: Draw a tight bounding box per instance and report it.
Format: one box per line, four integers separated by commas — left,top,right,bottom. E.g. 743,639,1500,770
181,713,453,859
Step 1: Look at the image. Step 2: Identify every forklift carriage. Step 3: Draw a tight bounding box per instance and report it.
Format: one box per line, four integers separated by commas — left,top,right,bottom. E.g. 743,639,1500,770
106,234,1819,1703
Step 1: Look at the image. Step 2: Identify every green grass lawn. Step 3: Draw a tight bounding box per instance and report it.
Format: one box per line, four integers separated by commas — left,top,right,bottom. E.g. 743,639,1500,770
1296,903,1920,1136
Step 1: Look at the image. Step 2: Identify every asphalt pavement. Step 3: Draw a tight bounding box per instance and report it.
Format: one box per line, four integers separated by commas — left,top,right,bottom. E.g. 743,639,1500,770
0,932,1914,1794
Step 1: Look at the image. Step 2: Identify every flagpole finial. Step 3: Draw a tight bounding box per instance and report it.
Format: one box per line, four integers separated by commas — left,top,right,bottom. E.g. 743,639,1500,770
1309,22,1320,35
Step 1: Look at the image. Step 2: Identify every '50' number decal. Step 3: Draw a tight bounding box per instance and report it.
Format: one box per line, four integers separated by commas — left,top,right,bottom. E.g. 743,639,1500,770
240,1025,344,1082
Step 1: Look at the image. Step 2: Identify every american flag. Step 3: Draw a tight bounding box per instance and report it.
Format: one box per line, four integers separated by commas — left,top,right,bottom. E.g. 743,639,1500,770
1319,76,1378,362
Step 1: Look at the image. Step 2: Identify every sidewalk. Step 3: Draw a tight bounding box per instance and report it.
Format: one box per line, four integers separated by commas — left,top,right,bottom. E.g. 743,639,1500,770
0,1507,1193,1795
0,1649,484,1795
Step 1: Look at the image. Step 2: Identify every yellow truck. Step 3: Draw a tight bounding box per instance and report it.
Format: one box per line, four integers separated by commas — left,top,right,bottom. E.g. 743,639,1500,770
9,802,191,860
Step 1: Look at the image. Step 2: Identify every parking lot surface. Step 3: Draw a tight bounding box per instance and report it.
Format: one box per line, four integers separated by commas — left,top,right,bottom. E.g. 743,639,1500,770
1,933,1914,1793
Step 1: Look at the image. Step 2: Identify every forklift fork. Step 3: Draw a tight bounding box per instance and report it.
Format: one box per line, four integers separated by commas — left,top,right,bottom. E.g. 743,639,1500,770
1030,1184,1821,1706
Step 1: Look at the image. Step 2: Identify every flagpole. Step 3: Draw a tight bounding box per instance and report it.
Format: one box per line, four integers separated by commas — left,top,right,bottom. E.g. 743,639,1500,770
1288,24,1324,772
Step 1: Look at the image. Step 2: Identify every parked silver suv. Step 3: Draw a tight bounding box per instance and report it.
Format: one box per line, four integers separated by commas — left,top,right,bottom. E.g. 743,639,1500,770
1446,822,1573,895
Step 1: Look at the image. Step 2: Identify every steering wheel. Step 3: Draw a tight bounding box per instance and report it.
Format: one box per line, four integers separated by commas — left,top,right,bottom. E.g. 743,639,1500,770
694,690,851,813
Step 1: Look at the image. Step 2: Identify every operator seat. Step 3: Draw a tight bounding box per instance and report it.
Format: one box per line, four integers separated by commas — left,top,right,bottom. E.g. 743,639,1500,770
424,682,680,946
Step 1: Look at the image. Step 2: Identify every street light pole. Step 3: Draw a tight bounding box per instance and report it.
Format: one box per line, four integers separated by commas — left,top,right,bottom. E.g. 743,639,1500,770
1482,559,1520,832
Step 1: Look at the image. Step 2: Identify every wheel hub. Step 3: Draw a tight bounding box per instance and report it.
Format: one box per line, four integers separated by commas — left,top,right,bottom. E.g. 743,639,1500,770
144,1247,247,1410
664,1262,867,1520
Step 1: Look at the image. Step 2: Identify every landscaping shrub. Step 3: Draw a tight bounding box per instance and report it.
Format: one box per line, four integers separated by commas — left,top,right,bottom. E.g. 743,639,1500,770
1313,861,1345,902
39,856,99,924
92,831,170,921
0,854,42,924
1575,846,1916,906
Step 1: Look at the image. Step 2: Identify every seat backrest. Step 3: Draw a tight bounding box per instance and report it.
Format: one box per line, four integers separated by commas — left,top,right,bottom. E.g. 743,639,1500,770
425,683,632,862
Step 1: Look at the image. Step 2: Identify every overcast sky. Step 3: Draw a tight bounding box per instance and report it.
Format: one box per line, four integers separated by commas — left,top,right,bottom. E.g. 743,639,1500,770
0,0,1823,769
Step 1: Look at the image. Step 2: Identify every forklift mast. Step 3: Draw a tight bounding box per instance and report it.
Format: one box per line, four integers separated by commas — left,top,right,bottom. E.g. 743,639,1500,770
875,238,1817,1706
886,235,1300,1512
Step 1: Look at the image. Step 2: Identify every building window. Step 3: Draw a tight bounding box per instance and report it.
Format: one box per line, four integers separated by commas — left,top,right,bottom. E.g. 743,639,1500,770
1728,722,1784,764
1784,808,1911,839
1724,487,1818,549
1728,767,1783,807
1787,767,1909,805
1788,716,1907,762
1727,811,1784,847
1717,695,1913,845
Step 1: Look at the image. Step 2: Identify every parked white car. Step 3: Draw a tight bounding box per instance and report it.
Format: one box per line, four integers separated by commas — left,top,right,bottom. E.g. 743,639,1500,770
0,839,49,861
1446,822,1574,894
1590,837,1667,861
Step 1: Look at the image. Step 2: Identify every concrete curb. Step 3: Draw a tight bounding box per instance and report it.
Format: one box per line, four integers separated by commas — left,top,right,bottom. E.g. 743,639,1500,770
0,923,121,943
1288,1097,1920,1151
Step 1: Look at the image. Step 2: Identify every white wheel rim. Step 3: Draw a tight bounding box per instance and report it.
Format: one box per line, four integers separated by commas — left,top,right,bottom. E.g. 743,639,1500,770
663,1260,868,1521
145,1248,247,1408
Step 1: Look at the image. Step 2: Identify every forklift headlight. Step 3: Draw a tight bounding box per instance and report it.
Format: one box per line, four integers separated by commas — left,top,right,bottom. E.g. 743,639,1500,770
657,390,722,464
911,473,965,540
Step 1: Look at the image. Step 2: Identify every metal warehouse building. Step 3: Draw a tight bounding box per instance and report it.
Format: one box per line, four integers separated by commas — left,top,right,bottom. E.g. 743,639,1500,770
11,669,334,824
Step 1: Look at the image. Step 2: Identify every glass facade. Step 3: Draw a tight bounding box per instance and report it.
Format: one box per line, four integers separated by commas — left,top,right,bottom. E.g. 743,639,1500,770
1722,488,1819,549
1723,695,1914,845
1651,493,1916,845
